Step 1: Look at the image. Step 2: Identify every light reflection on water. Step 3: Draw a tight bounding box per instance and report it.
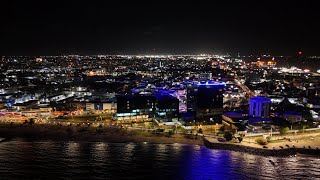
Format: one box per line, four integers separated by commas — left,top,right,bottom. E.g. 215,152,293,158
0,138,319,179
156,143,168,154
65,142,80,155
92,142,109,161
171,143,182,155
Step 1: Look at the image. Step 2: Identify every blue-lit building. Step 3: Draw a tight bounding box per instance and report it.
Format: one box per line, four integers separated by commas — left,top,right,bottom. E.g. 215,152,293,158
187,81,225,120
249,96,271,118
154,92,179,119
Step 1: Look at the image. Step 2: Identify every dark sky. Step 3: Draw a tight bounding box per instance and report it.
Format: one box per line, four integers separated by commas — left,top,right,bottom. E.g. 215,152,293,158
1,1,320,55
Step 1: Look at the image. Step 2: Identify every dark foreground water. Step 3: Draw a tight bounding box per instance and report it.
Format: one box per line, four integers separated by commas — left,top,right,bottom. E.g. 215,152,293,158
0,139,319,179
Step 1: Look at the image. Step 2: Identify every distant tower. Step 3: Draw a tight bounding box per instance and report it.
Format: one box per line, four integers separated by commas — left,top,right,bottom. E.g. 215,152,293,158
297,50,305,68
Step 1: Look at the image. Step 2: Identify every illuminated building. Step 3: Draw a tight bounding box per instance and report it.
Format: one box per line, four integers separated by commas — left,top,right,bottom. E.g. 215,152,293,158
256,61,265,67
187,81,225,119
85,68,107,76
115,93,179,121
267,60,276,66
249,96,271,118
256,60,276,67
86,102,116,112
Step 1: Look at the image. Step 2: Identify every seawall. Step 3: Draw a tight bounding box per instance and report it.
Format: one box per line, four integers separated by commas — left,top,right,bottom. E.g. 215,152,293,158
203,137,320,157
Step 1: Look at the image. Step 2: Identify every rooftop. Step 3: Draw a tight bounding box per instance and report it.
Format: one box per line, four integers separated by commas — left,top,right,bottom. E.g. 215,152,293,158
250,96,271,102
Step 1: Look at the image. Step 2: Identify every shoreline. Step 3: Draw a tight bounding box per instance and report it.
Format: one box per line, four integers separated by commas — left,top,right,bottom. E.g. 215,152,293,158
203,137,320,157
1,124,320,157
0,135,204,145
0,124,203,145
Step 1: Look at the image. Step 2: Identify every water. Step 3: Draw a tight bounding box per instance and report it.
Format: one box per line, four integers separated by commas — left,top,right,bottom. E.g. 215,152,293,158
0,139,319,179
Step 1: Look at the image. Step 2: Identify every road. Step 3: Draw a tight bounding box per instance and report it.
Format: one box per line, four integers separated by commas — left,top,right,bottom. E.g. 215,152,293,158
234,76,255,98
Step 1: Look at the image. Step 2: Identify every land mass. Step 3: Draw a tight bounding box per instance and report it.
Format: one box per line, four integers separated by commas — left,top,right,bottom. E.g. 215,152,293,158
1,123,320,157
0,124,203,145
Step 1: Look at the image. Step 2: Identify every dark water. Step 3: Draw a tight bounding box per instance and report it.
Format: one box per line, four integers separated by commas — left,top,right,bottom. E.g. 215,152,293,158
0,139,319,179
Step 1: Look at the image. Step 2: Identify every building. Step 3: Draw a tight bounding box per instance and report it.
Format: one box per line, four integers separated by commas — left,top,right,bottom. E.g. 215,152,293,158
154,92,179,120
86,101,116,112
187,81,225,120
115,95,156,121
306,96,320,109
13,100,39,110
115,93,179,121
249,96,271,118
282,111,303,123
64,86,92,97
21,107,53,117
65,101,86,110
47,94,66,102
222,112,248,133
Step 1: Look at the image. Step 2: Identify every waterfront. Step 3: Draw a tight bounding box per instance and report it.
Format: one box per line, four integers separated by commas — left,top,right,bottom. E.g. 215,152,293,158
0,139,319,179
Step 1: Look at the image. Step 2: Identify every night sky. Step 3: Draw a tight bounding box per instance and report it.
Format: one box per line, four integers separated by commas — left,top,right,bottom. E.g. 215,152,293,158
1,1,320,55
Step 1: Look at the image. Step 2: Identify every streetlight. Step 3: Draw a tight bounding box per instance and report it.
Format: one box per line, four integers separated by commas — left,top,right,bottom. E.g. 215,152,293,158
214,123,219,134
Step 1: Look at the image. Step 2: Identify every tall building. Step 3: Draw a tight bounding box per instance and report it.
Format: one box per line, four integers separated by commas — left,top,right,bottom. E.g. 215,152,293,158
116,95,156,116
187,81,225,119
154,92,179,119
249,96,271,118
115,93,179,121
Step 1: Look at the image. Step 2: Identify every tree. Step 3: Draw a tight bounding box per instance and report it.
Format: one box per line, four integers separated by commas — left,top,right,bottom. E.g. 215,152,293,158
224,132,233,141
300,124,307,133
256,138,268,145
266,136,271,143
303,112,313,121
29,118,35,125
237,134,244,143
168,130,174,137
279,127,289,135
217,126,225,135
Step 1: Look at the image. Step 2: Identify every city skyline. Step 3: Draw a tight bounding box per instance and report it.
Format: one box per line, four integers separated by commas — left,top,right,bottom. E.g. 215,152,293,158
1,2,320,179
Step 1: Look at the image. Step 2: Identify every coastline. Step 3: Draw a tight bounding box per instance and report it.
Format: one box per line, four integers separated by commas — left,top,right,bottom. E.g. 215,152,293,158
203,137,320,157
1,124,320,157
0,124,203,145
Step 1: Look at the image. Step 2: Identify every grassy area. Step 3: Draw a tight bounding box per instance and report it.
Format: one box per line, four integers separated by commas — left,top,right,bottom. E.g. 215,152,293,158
268,139,287,143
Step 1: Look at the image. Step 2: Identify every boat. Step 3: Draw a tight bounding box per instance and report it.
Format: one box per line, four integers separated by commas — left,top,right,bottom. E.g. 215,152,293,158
269,160,276,166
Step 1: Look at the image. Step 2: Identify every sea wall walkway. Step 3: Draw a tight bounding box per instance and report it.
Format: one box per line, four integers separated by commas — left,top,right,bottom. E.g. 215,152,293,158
203,137,320,157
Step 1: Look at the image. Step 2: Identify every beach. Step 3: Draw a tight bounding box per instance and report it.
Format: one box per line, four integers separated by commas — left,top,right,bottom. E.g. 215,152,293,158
2,123,320,157
0,123,203,145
